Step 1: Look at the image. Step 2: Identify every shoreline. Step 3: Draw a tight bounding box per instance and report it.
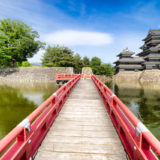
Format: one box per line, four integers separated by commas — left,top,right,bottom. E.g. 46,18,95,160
0,68,160,83
106,70,160,83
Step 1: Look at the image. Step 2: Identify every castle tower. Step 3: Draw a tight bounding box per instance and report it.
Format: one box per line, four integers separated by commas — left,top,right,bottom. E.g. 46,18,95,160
114,48,144,73
137,29,160,70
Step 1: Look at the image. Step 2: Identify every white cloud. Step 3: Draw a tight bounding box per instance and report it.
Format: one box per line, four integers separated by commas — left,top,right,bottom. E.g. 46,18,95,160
0,0,72,33
29,32,144,64
43,30,113,46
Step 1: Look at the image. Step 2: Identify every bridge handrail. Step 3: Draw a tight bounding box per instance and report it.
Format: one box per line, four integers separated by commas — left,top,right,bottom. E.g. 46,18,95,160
56,74,79,80
56,74,92,80
0,74,80,160
91,74,160,160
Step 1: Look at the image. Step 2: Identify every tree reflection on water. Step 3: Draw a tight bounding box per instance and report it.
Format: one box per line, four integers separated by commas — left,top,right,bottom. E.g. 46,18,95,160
0,82,58,139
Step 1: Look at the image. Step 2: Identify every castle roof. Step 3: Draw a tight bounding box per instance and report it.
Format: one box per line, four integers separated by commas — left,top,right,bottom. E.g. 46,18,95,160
143,61,160,65
114,57,144,64
117,48,135,57
145,54,160,59
143,29,160,41
116,64,143,69
137,45,160,56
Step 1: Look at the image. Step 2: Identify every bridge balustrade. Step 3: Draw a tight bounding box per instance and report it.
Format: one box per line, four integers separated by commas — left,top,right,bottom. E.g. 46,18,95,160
0,74,160,160
0,75,80,160
91,74,160,160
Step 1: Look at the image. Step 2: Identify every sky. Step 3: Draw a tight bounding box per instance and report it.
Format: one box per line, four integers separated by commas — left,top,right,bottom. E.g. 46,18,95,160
0,0,160,64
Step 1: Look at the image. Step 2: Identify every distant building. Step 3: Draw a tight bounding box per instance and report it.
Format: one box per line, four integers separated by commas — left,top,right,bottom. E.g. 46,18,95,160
114,48,144,73
137,29,160,70
114,29,160,72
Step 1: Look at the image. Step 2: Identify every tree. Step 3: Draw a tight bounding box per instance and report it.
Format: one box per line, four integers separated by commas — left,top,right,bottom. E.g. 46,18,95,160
90,57,101,67
83,56,90,66
92,63,115,75
73,53,84,70
42,45,75,67
42,44,115,75
0,18,44,67
102,64,115,75
0,54,11,68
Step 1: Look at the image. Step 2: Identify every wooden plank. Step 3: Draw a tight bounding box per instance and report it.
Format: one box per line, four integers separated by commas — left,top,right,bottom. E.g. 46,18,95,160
35,151,127,160
35,79,127,160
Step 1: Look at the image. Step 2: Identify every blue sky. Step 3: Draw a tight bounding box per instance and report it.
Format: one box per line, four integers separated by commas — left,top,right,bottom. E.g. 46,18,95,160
0,0,160,64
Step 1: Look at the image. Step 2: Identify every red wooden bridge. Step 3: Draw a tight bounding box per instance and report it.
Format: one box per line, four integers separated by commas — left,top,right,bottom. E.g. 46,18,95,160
0,74,160,160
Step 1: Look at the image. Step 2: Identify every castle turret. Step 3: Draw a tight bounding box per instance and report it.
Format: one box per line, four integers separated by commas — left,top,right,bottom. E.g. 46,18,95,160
137,29,160,69
114,48,144,73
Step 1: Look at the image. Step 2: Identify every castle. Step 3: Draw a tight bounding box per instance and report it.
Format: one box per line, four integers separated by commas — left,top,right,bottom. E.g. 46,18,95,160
114,29,160,73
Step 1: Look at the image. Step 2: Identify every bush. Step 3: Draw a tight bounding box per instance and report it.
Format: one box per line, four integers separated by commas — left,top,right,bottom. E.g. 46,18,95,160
21,61,32,67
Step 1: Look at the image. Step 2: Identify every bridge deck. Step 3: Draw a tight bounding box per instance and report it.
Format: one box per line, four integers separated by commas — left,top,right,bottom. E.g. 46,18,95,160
35,79,127,160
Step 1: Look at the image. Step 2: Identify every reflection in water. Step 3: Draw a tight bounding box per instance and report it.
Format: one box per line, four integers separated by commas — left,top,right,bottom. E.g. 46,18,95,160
106,81,160,140
0,82,58,139
23,93,44,106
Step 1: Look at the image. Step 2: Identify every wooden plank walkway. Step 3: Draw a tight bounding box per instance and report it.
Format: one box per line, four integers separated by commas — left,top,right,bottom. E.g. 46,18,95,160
35,79,127,160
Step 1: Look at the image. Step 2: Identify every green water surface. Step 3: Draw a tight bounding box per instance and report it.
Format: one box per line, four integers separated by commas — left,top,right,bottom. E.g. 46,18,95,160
0,80,160,142
106,81,160,141
0,82,58,139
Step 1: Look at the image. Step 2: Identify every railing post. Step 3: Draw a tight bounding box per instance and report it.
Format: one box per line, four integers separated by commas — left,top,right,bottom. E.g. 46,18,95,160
91,74,160,159
52,93,57,104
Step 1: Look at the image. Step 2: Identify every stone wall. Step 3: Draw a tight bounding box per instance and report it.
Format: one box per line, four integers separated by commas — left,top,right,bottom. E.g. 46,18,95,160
0,67,73,82
2,67,160,83
113,71,142,82
82,67,93,74
139,70,160,82
113,70,160,82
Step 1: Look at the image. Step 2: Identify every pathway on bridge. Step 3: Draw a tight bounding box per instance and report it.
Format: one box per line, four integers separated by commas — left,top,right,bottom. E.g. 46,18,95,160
35,79,127,160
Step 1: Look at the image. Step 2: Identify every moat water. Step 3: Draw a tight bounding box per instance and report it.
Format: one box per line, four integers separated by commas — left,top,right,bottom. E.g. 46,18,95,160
106,81,160,141
0,81,159,142
0,82,58,139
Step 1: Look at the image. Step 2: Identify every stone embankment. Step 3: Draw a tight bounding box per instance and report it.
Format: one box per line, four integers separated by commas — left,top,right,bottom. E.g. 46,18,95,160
113,70,160,82
112,71,142,82
139,70,160,82
0,67,73,82
1,67,160,83
82,67,93,74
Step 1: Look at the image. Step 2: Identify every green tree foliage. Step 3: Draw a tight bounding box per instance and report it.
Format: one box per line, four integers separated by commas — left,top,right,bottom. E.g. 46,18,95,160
92,64,115,75
42,45,115,75
90,57,101,66
73,53,84,70
83,56,90,66
42,45,75,67
0,18,44,67
91,57,101,74
0,54,11,67
103,64,115,75
89,57,115,75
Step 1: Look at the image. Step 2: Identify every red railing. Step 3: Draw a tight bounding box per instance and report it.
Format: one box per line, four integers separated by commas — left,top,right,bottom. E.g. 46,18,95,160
0,74,80,160
91,74,160,160
56,74,79,80
56,74,92,80
1,74,160,160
